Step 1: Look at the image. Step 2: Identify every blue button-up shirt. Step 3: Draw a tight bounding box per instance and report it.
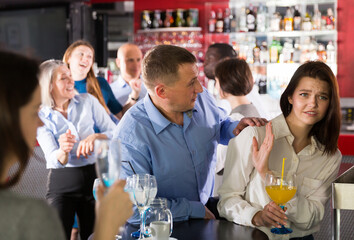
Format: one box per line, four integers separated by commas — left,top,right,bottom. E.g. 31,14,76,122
110,75,147,106
113,88,238,223
37,94,116,169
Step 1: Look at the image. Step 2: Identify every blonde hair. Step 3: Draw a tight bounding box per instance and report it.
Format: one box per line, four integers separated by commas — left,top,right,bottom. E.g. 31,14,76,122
39,59,67,108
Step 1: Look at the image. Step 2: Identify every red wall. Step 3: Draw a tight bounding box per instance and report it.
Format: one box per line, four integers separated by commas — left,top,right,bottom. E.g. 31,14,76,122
337,0,354,98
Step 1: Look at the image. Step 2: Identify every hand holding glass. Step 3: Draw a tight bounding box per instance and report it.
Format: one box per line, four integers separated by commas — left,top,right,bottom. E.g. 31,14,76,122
94,139,121,188
265,172,297,234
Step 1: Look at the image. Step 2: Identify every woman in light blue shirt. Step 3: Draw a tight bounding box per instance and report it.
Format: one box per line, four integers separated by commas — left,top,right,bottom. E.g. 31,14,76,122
37,60,115,240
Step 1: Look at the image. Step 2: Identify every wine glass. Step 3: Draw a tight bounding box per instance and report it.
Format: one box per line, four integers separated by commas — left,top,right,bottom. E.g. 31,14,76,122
94,139,121,187
129,174,157,239
265,172,297,234
92,178,100,200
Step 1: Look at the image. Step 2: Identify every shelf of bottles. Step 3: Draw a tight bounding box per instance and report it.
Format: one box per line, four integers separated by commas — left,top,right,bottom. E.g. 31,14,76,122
135,8,206,85
206,0,337,99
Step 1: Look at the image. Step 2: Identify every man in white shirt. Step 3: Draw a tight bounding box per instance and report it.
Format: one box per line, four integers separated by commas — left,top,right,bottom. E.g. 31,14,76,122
110,43,147,111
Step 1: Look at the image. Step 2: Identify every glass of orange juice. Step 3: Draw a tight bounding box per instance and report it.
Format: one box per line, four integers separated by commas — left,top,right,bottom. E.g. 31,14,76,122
265,172,297,234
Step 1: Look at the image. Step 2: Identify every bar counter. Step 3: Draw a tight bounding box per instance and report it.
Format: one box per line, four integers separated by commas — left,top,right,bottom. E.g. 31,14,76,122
120,219,269,240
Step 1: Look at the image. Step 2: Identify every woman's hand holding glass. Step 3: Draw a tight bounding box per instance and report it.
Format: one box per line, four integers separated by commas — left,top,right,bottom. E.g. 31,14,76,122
94,180,133,240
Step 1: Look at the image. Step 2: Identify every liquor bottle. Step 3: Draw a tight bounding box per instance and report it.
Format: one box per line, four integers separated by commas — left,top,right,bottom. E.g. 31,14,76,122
257,4,267,32
152,10,162,28
175,9,185,27
317,44,327,62
270,12,281,31
282,40,294,63
253,41,261,63
292,39,301,63
230,8,237,32
293,5,302,31
208,10,216,33
246,4,256,32
312,5,322,30
163,9,174,27
269,39,279,63
260,41,269,64
216,9,224,33
302,12,312,31
326,41,336,63
326,8,335,30
239,7,248,32
223,8,231,33
141,10,152,29
284,7,294,31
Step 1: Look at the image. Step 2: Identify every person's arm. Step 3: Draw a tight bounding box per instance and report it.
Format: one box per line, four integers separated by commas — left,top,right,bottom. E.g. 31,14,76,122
37,124,69,168
121,79,142,114
217,126,264,227
99,77,123,117
286,151,341,230
89,94,116,139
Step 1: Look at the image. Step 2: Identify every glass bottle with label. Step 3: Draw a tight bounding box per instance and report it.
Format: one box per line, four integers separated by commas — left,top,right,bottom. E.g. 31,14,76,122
326,8,335,30
253,41,261,63
284,7,294,31
317,43,327,62
246,4,256,32
270,12,281,32
326,41,336,63
223,8,231,33
270,39,279,63
302,12,312,31
230,8,237,32
293,6,302,31
152,10,163,28
260,41,269,64
208,10,216,33
239,7,248,32
163,9,174,28
292,39,301,63
141,10,152,29
216,8,224,33
175,9,185,27
257,4,267,32
312,5,322,30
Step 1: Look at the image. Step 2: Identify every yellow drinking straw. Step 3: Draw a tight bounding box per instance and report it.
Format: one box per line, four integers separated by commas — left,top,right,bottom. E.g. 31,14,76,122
280,158,285,189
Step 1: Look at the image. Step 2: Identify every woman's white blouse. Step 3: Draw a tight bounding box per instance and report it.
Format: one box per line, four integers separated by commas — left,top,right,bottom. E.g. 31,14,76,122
37,94,115,169
217,114,341,239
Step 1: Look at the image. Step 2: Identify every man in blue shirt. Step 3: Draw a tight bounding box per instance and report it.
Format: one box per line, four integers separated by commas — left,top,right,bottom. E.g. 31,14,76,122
110,43,147,112
114,45,266,223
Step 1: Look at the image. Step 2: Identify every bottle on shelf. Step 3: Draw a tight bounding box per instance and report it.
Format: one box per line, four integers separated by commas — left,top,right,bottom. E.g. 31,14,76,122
246,4,256,32
312,4,322,30
326,41,336,63
223,8,231,33
293,5,302,31
256,4,267,32
309,37,319,61
230,8,237,32
283,39,294,63
293,39,301,63
141,10,152,29
163,9,174,28
216,8,224,33
260,41,269,64
175,9,185,27
253,41,261,63
270,12,281,32
152,10,163,29
302,11,312,31
326,8,335,30
270,39,279,63
208,10,216,33
239,7,248,32
317,43,327,62
284,7,294,31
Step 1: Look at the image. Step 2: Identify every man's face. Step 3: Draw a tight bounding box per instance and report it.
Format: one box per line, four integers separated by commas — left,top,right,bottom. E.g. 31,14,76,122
116,45,143,82
203,47,221,79
165,63,203,113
